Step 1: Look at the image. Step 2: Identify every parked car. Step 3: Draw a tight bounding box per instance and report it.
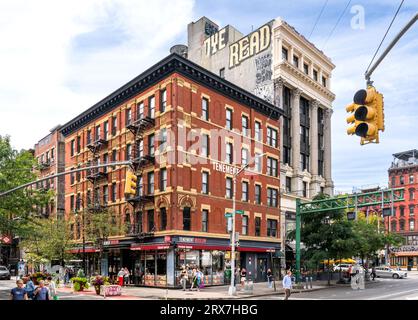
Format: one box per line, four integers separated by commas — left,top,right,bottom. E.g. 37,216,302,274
370,266,407,279
0,266,11,280
333,264,352,272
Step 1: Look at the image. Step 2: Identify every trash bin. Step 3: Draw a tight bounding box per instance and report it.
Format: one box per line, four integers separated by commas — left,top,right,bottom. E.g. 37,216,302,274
407,265,412,271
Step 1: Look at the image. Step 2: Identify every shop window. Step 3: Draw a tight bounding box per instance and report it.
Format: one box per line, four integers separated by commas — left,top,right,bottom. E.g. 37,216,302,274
156,251,167,287
160,208,167,231
183,207,191,231
144,252,156,286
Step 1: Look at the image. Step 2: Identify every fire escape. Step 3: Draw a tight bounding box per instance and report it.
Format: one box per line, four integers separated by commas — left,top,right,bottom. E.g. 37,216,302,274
125,109,156,237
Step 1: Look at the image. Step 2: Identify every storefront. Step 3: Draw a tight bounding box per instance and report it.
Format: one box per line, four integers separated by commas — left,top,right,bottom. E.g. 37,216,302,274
390,246,418,268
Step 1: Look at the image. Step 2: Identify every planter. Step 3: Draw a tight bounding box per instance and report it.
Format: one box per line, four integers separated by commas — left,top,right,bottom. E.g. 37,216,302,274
94,285,101,295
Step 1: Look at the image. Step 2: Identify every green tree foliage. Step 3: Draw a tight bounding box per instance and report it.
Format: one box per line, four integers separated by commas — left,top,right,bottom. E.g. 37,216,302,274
0,135,52,236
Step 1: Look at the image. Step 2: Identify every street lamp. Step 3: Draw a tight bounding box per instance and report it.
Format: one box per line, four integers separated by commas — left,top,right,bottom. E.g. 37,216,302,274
75,198,86,276
228,152,268,296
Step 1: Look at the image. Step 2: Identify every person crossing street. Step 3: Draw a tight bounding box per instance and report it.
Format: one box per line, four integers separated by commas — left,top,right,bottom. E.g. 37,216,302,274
282,270,293,300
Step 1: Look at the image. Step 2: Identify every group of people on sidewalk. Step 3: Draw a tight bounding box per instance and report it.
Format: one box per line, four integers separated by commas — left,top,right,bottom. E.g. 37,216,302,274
180,266,205,291
117,267,132,286
10,276,57,301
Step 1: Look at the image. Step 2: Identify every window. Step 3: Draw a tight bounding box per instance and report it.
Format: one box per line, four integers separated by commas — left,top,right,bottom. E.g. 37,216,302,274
255,217,261,236
149,96,155,118
226,143,233,164
410,189,415,200
70,140,75,156
293,55,299,68
267,188,278,207
159,128,167,151
148,172,154,194
70,168,75,184
126,144,132,160
255,153,262,172
267,127,278,147
160,89,167,113
410,174,414,184
242,216,248,235
219,68,225,78
400,175,405,185
112,150,117,169
103,121,108,140
322,76,327,87
111,183,117,202
303,181,308,198
400,220,405,231
103,153,108,173
87,130,91,145
255,121,261,141
51,148,54,161
95,125,101,141
282,47,288,61
160,208,167,231
103,185,109,203
112,116,117,136
391,176,396,187
149,134,155,156
410,205,415,216
313,69,318,81
76,136,81,153
303,63,309,75
286,177,292,193
241,148,248,166
410,220,415,231
300,154,310,171
226,177,233,199
125,108,132,126
255,185,261,204
76,193,81,211
183,207,191,231
137,102,144,120
202,209,209,232
267,157,278,177
137,176,143,196
242,115,249,136
202,98,209,120
201,134,209,157
87,190,91,205
400,206,405,216
138,139,144,158
147,210,155,232
70,195,74,212
226,109,233,130
202,172,209,194
242,181,249,202
160,168,167,191
267,219,277,237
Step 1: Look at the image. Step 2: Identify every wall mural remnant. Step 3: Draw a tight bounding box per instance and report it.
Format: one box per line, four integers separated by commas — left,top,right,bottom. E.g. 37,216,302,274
254,84,274,104
255,53,272,85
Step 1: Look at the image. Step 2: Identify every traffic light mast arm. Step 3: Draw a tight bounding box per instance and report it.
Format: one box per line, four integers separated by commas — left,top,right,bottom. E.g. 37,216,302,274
365,13,418,85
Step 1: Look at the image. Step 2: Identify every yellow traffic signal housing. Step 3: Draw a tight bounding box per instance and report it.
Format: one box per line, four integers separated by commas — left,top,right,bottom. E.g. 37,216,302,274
346,86,384,145
124,170,138,195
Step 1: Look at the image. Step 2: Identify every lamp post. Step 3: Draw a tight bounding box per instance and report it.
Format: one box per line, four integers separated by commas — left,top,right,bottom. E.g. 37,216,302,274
75,199,86,276
228,152,267,296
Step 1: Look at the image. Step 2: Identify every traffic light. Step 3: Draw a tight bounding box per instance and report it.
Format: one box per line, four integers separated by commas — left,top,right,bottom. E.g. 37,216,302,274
124,169,137,195
346,86,384,145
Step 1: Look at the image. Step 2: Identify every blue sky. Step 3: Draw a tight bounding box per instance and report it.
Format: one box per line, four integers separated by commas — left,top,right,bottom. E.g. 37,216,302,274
0,0,417,192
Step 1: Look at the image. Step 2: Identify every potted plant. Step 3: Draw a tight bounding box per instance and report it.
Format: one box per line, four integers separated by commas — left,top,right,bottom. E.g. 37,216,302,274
30,272,51,285
90,275,110,295
71,277,89,292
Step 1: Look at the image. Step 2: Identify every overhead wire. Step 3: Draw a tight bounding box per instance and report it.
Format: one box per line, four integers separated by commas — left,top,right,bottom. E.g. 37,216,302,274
322,0,352,50
365,0,405,75
308,0,329,39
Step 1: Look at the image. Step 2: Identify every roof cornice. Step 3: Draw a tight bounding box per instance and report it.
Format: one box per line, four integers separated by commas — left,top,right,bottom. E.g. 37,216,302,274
60,53,283,136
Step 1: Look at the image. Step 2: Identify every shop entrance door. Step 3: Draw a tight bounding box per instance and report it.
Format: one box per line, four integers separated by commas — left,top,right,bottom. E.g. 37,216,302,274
257,258,267,282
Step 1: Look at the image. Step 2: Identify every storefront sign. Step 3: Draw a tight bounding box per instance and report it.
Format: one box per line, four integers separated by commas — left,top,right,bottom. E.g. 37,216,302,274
164,236,171,243
390,246,418,252
179,237,194,243
212,162,239,175
130,244,170,251
103,240,119,246
178,237,207,244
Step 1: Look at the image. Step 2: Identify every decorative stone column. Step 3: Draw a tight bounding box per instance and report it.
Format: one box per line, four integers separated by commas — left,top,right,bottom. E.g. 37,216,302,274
310,100,320,196
324,108,334,195
291,88,302,195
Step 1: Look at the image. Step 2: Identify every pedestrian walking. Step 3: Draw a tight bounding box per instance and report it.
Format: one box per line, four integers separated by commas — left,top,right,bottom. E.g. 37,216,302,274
196,268,204,291
123,267,130,286
267,268,273,288
25,276,35,300
190,268,197,291
33,280,50,300
117,268,125,286
46,276,58,300
180,266,188,291
371,265,376,281
282,270,293,300
240,267,247,288
10,279,28,300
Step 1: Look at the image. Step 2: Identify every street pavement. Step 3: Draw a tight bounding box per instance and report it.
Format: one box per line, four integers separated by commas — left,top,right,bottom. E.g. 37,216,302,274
1,271,418,300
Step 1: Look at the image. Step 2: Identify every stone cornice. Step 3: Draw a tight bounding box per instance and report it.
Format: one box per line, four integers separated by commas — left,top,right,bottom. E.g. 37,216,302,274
60,54,283,136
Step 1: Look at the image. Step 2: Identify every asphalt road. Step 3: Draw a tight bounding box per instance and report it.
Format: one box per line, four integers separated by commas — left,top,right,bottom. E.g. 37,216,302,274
249,273,418,300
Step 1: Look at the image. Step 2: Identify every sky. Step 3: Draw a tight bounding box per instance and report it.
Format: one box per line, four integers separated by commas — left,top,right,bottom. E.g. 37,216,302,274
0,0,417,193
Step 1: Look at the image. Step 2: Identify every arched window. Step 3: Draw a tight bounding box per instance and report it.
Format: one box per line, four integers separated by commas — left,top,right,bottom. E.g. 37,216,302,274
135,211,143,234
160,208,167,231
183,207,191,231
125,211,131,234
400,219,405,231
391,221,397,232
409,219,415,232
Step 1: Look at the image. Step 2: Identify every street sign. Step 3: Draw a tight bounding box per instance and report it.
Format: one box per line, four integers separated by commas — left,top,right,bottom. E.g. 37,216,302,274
382,208,392,217
224,213,232,218
235,210,244,214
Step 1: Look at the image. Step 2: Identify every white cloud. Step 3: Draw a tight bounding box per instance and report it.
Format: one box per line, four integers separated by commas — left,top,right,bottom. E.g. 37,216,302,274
0,0,195,150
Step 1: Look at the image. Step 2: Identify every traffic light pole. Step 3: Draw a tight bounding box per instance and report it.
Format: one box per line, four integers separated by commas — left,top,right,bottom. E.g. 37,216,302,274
365,13,418,85
0,161,132,198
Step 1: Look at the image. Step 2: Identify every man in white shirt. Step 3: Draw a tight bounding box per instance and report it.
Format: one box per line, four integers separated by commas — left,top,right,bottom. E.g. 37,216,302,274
282,270,293,300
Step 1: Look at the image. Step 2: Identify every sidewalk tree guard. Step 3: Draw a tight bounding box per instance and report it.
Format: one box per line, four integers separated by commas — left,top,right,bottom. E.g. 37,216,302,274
295,187,404,283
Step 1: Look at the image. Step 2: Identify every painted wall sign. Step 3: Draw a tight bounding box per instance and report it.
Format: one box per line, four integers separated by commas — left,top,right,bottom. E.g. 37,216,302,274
204,27,228,56
229,24,271,69
212,162,239,175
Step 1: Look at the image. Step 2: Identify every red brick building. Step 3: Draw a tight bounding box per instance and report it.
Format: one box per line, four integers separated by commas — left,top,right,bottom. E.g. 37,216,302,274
59,54,283,287
388,150,418,268
34,125,65,218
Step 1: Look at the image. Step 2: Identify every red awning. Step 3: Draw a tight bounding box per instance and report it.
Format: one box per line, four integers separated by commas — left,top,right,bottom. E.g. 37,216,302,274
176,243,230,250
237,247,276,253
66,248,100,254
130,244,170,251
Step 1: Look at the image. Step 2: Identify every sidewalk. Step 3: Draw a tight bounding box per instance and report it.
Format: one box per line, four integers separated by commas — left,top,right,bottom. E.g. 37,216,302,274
57,280,342,300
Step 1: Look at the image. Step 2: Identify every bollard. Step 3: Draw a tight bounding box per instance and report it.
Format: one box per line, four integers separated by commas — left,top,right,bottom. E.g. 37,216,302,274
309,276,313,289
305,277,308,289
